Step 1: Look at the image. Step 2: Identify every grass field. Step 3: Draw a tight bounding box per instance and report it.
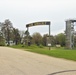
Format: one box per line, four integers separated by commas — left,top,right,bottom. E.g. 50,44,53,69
11,45,76,61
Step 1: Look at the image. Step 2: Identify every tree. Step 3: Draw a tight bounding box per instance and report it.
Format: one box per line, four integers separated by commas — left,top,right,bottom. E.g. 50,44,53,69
55,33,65,46
32,32,42,46
50,35,55,46
24,30,31,45
19,30,25,44
0,31,5,46
13,28,21,45
1,19,13,46
42,34,48,46
25,30,29,36
74,35,76,47
42,34,55,46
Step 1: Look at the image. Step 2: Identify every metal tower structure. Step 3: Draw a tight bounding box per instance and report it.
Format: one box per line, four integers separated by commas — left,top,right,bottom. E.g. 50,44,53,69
65,19,76,49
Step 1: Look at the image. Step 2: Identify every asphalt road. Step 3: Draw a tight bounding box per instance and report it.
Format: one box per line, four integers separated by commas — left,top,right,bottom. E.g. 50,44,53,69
0,47,76,75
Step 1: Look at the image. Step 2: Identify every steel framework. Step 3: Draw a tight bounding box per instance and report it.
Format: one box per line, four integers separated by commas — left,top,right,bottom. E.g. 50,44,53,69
65,19,76,49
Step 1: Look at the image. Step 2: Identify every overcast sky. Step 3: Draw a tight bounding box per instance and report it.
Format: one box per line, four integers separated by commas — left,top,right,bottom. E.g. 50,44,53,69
0,0,76,35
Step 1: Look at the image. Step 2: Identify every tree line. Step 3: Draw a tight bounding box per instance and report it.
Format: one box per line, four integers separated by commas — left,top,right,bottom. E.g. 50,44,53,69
0,19,76,47
0,19,21,46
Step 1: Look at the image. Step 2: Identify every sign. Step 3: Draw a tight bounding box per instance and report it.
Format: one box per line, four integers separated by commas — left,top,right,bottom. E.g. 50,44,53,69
47,43,51,47
26,21,51,50
26,21,50,27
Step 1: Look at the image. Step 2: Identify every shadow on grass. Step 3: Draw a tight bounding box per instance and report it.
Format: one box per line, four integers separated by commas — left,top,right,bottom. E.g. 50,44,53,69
48,70,76,75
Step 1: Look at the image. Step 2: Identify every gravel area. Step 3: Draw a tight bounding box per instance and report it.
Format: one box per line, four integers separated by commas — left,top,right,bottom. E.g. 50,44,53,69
0,47,76,75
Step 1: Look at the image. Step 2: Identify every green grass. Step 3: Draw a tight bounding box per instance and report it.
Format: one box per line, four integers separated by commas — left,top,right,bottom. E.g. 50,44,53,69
11,45,76,61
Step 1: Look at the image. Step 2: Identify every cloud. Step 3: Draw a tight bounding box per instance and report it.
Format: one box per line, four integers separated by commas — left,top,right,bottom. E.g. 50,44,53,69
0,0,76,35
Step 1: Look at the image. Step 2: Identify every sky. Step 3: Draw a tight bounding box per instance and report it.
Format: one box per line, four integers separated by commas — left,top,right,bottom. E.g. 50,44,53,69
0,0,76,35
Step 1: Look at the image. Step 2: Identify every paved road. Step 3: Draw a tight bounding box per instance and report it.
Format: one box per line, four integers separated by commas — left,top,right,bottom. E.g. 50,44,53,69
0,47,76,75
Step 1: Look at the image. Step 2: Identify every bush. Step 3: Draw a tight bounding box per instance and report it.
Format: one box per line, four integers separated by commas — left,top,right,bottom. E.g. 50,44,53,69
0,42,5,46
39,44,44,48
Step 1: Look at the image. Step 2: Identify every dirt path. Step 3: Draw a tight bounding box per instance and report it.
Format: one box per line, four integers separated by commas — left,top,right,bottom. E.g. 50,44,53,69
0,47,76,75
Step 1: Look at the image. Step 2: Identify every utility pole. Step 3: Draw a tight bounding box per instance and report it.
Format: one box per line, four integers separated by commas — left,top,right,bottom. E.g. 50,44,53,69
49,22,51,50
27,27,29,46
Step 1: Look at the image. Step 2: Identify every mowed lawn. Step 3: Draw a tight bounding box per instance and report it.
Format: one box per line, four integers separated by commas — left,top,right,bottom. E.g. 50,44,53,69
11,45,76,61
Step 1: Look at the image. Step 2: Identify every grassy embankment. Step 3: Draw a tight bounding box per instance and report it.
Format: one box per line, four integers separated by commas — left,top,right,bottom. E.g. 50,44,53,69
11,45,76,61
